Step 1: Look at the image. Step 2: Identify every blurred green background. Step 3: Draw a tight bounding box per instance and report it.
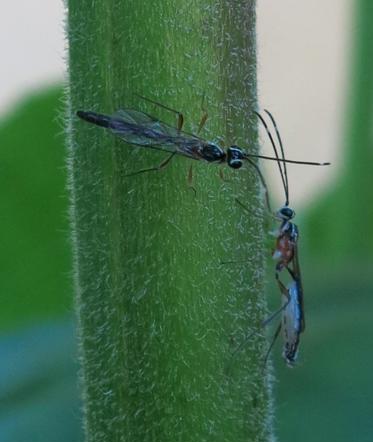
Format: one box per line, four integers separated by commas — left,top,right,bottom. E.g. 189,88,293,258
0,88,81,441
1,1,372,441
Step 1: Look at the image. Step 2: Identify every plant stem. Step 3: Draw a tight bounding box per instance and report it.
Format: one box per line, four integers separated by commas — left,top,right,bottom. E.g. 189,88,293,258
66,1,273,441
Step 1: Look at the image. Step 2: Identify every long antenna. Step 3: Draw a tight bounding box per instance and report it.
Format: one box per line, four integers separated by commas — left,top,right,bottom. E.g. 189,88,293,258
264,109,289,205
244,152,330,166
254,111,289,205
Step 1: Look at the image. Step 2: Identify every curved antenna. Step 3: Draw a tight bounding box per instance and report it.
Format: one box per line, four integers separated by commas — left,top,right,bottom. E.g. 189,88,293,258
264,109,289,205
254,111,289,205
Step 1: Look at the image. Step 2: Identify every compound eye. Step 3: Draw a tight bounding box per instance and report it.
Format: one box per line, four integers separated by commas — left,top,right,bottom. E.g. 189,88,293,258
227,146,244,169
229,159,243,169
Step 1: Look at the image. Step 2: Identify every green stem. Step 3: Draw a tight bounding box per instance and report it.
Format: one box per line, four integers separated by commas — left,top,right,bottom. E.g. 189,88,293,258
66,1,273,441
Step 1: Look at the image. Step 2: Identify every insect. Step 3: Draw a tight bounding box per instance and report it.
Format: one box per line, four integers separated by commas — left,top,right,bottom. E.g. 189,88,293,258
255,109,308,365
254,110,302,280
76,96,329,181
226,270,304,370
227,109,325,366
280,270,304,365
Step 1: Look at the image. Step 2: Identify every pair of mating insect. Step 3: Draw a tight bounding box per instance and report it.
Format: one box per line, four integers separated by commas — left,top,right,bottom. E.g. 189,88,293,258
77,96,330,366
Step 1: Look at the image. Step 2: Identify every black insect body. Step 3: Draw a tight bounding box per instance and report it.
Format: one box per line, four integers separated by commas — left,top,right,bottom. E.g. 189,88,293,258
77,97,329,178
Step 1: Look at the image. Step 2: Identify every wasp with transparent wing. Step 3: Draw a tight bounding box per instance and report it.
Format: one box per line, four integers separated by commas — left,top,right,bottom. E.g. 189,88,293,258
228,270,304,369
76,96,329,181
227,109,326,367
254,109,308,366
279,268,304,365
254,111,302,282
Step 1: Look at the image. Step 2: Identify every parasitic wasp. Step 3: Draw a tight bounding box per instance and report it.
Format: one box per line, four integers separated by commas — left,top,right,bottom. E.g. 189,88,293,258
226,109,327,366
76,96,329,181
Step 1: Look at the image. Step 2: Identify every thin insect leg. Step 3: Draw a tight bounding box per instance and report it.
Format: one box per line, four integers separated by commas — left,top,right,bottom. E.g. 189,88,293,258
262,323,282,368
197,112,208,134
262,272,296,368
285,265,297,281
124,152,176,178
197,93,208,134
226,298,291,376
220,197,275,266
218,169,230,183
244,157,273,214
232,279,292,359
232,300,290,362
263,298,291,328
188,164,193,186
275,271,290,294
136,94,184,131
235,198,253,216
236,196,275,230
187,165,197,196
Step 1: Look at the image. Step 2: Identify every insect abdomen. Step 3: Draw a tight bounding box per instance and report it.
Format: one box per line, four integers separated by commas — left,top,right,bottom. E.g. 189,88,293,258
200,143,226,162
77,111,112,129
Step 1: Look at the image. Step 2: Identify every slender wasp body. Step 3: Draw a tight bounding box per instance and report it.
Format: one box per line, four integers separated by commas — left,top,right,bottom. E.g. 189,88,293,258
227,110,326,367
77,96,329,179
255,109,308,366
227,267,304,369
263,273,304,367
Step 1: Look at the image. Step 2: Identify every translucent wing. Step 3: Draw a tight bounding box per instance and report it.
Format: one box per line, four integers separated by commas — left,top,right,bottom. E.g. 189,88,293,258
291,246,305,332
108,109,205,159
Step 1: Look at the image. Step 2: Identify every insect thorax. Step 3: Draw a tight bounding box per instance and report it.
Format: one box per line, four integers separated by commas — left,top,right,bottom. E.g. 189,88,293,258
200,142,226,163
283,221,299,243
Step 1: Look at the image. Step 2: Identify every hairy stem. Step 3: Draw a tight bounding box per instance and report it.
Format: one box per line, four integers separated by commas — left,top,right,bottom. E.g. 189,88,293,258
66,0,273,441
